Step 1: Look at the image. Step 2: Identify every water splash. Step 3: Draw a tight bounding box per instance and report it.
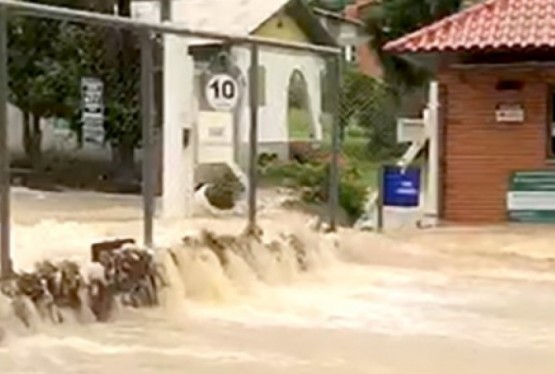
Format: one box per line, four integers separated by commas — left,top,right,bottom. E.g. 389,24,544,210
0,221,341,341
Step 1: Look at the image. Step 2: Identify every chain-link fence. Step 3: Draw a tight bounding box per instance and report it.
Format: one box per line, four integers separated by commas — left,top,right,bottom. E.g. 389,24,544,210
337,63,431,225
254,53,343,227
0,0,344,275
2,9,153,277
256,56,423,227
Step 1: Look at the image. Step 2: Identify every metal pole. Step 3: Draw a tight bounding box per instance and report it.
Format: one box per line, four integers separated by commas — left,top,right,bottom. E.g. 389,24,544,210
247,43,259,232
160,0,171,21
376,164,385,232
140,29,155,248
0,0,341,56
0,5,10,277
328,55,341,231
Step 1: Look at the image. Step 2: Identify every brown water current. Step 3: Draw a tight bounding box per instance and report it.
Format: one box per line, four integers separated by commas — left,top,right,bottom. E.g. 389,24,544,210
0,189,554,374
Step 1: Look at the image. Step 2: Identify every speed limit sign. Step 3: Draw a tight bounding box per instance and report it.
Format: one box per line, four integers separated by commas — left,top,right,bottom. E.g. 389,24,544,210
205,74,240,111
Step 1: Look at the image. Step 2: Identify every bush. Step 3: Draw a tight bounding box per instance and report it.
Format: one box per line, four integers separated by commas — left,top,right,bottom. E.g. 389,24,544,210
204,168,245,210
261,159,367,223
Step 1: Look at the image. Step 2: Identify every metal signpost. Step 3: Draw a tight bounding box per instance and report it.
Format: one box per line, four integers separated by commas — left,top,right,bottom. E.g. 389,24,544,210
508,170,555,222
328,56,341,232
0,5,9,277
247,44,259,233
140,30,155,248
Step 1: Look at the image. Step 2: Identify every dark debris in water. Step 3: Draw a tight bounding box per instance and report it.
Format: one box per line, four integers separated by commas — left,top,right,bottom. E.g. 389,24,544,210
0,240,163,328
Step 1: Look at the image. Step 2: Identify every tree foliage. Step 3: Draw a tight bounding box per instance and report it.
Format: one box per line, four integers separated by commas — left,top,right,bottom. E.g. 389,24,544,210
365,0,463,89
8,0,142,181
7,0,83,167
331,0,463,161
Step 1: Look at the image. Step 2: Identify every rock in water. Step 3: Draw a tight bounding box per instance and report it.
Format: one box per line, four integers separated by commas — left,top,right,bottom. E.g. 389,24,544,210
204,169,244,210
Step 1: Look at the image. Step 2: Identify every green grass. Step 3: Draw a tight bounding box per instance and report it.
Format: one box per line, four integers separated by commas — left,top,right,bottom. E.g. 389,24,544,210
341,134,379,189
287,108,380,188
321,123,380,190
288,107,313,139
282,108,380,190
259,119,382,220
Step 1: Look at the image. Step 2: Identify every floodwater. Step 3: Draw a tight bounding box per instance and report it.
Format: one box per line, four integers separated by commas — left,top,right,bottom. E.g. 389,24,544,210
1,188,555,374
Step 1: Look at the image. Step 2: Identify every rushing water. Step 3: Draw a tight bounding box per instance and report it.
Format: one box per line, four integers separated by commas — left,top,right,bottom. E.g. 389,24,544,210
1,189,555,374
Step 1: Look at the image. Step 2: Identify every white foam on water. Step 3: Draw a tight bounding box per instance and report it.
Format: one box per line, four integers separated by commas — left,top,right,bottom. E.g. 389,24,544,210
1,189,555,374
3,214,554,339
0,333,310,367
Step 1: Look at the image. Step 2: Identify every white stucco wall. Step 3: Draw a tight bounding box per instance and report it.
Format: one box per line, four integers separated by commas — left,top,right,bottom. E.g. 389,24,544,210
6,103,115,162
195,45,327,165
232,45,325,145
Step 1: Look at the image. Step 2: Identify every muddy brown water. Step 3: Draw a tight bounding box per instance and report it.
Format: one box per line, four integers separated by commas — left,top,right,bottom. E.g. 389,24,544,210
0,188,554,374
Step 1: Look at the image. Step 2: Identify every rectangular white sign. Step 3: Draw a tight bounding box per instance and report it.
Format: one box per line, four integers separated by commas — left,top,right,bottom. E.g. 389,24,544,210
507,191,555,211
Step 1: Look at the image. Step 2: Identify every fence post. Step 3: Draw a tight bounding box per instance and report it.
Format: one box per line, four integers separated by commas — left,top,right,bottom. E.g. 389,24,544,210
376,164,385,232
247,43,259,233
160,0,171,21
328,55,341,232
0,5,10,278
140,29,155,248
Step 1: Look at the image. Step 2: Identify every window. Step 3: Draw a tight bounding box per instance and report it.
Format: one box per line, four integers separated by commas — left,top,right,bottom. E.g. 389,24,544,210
343,45,357,63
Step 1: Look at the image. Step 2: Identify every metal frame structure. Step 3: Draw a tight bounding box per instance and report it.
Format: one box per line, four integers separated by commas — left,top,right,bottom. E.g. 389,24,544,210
0,0,342,277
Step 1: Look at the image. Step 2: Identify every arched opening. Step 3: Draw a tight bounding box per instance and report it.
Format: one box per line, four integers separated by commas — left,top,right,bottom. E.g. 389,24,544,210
286,70,315,140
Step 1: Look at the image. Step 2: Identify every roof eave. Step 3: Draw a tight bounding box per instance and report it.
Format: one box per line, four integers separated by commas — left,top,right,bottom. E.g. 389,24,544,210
387,44,555,55
312,7,365,27
285,0,338,48
383,0,497,54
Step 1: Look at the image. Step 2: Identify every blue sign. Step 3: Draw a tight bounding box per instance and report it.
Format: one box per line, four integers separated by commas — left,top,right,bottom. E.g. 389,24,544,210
382,166,421,207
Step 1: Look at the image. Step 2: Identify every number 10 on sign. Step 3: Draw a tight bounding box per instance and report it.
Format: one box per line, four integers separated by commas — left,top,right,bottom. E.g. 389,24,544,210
205,74,240,111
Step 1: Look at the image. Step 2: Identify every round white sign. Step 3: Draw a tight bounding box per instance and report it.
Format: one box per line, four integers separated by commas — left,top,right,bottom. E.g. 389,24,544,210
205,74,240,111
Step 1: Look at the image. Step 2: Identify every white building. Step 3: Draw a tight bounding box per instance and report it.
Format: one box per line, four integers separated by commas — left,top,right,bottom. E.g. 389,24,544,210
132,0,338,218
133,0,337,161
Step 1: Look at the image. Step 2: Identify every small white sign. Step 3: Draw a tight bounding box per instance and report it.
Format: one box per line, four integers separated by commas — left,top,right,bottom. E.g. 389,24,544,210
81,77,105,144
495,103,524,123
205,74,240,112
208,126,225,138
507,191,555,211
83,118,104,145
81,77,104,121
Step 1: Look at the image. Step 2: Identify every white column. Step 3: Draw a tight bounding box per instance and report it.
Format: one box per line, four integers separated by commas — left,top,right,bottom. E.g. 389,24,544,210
162,34,196,219
426,81,440,224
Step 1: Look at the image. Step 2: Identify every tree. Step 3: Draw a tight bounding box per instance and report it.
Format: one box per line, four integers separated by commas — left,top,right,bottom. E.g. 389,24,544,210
334,0,464,159
73,0,141,186
8,0,142,186
365,0,463,90
7,0,79,169
108,0,142,186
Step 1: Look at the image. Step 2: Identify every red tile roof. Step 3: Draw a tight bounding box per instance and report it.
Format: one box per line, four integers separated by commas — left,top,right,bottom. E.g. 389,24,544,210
384,0,555,54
